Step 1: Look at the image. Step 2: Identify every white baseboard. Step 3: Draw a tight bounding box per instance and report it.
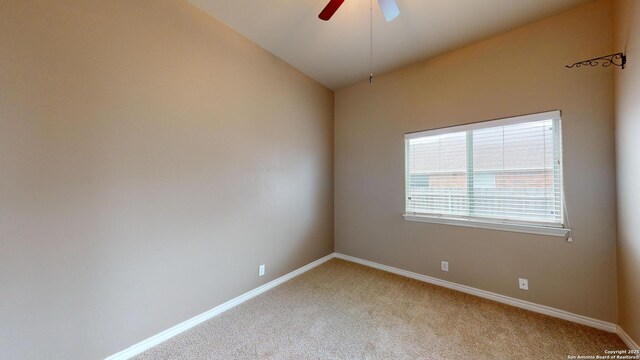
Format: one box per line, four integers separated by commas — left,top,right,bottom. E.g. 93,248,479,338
334,253,618,333
107,251,636,359
617,326,640,350
106,253,336,360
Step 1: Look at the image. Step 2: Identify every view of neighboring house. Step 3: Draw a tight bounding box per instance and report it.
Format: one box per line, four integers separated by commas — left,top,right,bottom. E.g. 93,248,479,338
407,119,561,224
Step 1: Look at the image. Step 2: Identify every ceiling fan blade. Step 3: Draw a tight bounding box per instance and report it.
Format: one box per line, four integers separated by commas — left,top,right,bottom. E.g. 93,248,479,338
377,0,400,22
319,0,345,21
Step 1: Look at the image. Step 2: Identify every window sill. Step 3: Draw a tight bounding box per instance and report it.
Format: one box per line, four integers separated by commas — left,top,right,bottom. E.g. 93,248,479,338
402,214,570,237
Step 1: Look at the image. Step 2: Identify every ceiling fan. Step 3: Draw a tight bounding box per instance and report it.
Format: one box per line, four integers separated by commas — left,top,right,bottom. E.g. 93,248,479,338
319,0,400,22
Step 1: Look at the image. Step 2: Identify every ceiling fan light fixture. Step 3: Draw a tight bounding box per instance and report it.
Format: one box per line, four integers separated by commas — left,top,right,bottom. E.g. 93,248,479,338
318,0,400,22
377,0,400,22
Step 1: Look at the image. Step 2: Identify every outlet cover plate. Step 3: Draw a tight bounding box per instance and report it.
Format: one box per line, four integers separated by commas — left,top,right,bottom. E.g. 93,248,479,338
519,278,528,290
441,261,449,272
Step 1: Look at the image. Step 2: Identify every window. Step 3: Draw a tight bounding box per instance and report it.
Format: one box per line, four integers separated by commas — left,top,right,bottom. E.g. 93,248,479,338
404,111,569,236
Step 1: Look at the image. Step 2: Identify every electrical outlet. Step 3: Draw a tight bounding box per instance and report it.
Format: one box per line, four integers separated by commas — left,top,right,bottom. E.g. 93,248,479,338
519,278,528,290
259,264,265,277
441,261,449,272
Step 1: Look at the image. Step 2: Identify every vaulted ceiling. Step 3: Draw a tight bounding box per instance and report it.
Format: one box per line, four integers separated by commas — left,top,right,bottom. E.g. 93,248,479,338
189,0,595,90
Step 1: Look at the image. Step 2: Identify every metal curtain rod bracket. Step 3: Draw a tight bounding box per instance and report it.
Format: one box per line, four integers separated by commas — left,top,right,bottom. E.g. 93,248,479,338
566,52,627,69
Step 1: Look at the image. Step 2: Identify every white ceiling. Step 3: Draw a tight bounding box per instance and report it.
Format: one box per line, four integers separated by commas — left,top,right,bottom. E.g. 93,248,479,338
189,0,594,90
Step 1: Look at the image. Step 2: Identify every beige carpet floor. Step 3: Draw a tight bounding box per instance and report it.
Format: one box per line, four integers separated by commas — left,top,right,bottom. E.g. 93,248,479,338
135,259,626,359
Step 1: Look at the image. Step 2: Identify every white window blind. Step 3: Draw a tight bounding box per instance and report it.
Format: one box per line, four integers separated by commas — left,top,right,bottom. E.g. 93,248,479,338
405,111,564,229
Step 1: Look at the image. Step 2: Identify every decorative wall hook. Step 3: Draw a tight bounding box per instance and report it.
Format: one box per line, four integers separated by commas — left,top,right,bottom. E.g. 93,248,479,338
566,53,627,69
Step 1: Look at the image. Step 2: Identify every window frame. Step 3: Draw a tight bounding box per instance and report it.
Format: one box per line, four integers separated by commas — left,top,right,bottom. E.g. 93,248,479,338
403,110,570,237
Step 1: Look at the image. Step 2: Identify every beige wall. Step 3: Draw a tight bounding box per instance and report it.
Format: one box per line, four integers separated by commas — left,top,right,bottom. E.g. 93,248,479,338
335,0,618,322
0,1,333,359
614,0,640,345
